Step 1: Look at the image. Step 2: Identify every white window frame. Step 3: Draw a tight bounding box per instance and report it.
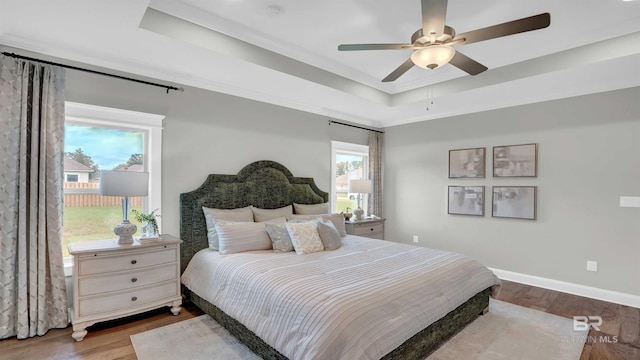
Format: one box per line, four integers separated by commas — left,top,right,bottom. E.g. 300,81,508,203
63,102,164,275
330,141,369,213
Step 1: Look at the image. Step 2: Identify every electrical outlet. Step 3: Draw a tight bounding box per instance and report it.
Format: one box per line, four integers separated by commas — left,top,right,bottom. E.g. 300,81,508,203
412,235,419,243
620,196,640,208
586,261,598,272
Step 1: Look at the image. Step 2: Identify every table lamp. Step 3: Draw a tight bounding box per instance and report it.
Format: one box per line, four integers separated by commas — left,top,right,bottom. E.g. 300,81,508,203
349,179,373,221
100,170,149,244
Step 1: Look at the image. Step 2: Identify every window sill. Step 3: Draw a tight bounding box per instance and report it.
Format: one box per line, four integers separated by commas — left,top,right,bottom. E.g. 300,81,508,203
63,257,73,277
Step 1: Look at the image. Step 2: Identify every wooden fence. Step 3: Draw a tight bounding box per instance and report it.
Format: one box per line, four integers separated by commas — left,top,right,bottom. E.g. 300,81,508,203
64,182,143,207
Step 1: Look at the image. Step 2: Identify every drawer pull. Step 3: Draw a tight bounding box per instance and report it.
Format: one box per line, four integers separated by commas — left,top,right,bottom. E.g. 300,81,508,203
131,260,137,265
131,296,138,302
131,278,137,283
370,228,374,231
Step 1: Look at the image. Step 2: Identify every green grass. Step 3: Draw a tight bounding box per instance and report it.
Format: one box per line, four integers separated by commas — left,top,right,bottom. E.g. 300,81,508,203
63,206,142,257
335,198,357,214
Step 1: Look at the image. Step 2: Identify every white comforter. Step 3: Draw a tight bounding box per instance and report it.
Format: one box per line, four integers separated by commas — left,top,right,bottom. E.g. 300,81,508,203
181,236,501,360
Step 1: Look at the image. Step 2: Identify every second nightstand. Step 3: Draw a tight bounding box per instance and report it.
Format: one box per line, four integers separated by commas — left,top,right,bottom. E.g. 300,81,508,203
345,218,386,239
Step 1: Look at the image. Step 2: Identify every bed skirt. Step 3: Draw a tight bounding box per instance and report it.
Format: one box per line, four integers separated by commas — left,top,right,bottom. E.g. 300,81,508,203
187,287,491,360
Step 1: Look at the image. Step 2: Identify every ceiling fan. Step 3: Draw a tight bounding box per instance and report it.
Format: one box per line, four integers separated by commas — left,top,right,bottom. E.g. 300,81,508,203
338,0,550,82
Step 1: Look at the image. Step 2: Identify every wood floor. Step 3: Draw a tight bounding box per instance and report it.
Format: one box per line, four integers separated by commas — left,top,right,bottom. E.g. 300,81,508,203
497,280,640,360
1,280,638,360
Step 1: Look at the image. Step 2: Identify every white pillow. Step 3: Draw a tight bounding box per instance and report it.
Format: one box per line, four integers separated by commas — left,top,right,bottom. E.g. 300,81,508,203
216,222,272,255
293,202,329,215
286,222,324,255
251,205,293,222
203,206,254,250
287,214,322,222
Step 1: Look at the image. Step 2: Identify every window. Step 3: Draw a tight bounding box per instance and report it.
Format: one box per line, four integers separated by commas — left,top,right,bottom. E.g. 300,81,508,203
331,141,369,214
63,102,163,268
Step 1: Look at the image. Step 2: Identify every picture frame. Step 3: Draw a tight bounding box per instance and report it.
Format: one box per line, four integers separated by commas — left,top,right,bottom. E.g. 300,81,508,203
448,186,485,216
449,147,486,178
492,186,537,220
493,143,537,177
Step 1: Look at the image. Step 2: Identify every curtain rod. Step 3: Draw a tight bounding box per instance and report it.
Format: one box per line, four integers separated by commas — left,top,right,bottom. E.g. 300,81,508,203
328,120,384,134
1,52,184,94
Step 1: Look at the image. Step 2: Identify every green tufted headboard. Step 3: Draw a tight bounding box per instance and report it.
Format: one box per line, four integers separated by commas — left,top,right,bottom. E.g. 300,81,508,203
179,160,329,273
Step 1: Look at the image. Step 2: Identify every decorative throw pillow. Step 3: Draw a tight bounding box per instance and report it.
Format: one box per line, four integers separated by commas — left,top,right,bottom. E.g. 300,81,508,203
293,202,329,215
251,205,293,222
265,223,294,252
215,222,272,254
317,221,342,250
286,222,324,255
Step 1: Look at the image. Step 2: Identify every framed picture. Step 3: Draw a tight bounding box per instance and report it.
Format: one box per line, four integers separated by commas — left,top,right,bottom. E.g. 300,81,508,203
448,186,485,216
492,186,537,220
449,147,486,178
493,143,537,177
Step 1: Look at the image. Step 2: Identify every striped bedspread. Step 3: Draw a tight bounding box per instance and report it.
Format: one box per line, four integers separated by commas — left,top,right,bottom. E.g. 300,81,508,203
181,236,501,360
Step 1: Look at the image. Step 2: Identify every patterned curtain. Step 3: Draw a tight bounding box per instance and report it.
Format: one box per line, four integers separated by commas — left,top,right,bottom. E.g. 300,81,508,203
367,131,384,217
0,55,68,339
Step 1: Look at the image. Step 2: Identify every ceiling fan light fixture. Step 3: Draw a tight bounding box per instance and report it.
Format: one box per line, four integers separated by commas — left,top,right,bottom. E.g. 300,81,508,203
411,45,455,70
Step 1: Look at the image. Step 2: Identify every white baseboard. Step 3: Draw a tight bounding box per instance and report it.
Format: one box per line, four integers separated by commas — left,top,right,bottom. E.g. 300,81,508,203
489,267,640,309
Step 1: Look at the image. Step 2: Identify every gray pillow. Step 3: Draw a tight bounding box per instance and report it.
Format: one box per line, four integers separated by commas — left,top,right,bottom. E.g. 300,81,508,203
251,205,293,222
322,213,347,237
293,202,329,215
203,206,254,250
317,221,341,250
265,222,294,252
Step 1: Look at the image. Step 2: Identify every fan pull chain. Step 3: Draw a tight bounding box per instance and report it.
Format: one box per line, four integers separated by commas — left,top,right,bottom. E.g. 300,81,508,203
426,87,434,111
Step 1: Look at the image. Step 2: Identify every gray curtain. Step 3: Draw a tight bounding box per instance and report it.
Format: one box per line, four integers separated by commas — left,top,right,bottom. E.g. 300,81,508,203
367,131,384,217
0,55,68,339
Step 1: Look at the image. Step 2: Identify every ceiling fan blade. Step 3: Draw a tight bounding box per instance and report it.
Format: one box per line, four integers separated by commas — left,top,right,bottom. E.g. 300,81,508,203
338,43,415,51
448,51,488,75
382,58,415,82
421,0,448,38
452,13,550,46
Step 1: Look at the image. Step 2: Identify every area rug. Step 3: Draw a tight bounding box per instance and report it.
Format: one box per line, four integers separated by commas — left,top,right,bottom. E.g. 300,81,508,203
427,299,587,359
131,299,587,360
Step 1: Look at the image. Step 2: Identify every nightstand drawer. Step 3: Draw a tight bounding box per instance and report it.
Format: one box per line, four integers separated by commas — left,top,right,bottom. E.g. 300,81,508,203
353,223,384,236
78,281,179,318
78,264,177,297
77,246,177,276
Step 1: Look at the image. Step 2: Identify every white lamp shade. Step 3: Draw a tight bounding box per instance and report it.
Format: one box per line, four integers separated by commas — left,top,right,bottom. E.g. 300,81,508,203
349,179,373,194
100,170,149,197
410,45,456,69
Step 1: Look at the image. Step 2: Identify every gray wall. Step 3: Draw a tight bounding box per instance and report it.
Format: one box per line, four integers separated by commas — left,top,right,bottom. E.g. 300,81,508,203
384,87,640,296
63,69,369,237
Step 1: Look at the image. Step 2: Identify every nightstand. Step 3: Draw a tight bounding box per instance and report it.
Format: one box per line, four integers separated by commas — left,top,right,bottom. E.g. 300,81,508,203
68,234,183,341
345,218,386,239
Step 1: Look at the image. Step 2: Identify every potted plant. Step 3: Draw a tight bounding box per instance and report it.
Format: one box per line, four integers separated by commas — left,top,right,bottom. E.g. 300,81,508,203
131,208,160,238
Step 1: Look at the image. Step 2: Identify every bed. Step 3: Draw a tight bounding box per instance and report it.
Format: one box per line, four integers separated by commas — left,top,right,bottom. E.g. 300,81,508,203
179,160,501,360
